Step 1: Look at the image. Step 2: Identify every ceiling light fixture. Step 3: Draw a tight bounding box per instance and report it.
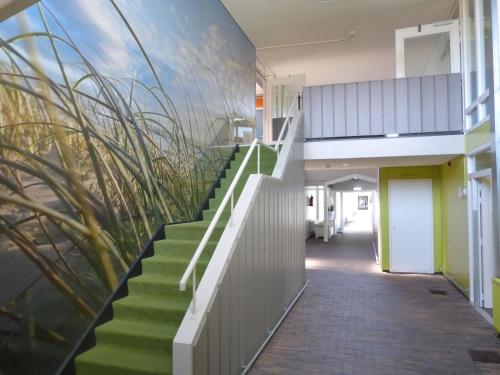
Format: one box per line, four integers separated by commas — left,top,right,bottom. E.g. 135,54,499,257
385,133,399,138
353,186,362,191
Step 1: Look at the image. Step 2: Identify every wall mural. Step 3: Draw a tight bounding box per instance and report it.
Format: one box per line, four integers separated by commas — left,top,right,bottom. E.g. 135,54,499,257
0,0,256,373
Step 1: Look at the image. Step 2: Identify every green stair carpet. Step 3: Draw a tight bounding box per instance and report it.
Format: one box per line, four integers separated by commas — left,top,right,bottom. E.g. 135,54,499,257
75,146,277,375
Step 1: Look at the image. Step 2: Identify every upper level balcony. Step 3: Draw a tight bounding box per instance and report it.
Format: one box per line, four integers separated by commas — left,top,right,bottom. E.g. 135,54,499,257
302,73,463,140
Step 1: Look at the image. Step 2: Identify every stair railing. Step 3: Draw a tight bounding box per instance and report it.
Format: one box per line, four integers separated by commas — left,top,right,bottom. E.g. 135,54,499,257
179,137,275,313
274,93,299,155
179,92,300,314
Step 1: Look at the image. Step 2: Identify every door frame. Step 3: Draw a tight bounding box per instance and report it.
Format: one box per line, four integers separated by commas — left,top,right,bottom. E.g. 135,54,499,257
472,171,495,310
395,19,461,78
388,179,435,273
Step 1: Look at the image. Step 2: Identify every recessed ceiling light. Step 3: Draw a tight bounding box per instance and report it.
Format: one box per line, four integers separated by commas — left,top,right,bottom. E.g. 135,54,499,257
342,163,349,167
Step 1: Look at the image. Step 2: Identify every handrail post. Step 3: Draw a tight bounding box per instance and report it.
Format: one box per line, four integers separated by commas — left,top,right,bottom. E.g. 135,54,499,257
191,266,196,314
230,192,234,227
257,144,261,174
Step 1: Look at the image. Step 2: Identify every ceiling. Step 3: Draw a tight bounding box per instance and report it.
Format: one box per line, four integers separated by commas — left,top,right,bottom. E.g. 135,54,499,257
306,155,457,170
221,0,455,48
304,154,457,184
221,0,457,85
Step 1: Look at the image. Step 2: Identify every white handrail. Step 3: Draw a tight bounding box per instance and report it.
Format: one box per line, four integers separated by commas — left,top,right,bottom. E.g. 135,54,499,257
179,93,300,314
179,138,274,309
274,93,299,151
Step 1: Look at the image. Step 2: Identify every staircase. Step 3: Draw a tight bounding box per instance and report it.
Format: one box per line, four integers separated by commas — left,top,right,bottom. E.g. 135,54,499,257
74,146,277,375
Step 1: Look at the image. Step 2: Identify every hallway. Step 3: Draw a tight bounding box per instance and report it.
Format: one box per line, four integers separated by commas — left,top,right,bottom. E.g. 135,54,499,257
249,234,500,375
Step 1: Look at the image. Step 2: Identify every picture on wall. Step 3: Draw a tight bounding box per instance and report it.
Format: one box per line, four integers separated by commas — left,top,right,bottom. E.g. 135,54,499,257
0,0,256,373
358,195,369,210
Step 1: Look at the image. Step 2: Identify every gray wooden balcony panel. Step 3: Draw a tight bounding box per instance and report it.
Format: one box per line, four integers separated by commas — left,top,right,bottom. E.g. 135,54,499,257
303,73,463,139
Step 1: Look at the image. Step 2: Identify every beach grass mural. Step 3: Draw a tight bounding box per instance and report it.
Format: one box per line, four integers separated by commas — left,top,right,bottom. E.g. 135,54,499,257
0,0,256,373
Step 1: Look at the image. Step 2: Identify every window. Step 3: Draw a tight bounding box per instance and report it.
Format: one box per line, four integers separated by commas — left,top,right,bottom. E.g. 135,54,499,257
462,0,493,128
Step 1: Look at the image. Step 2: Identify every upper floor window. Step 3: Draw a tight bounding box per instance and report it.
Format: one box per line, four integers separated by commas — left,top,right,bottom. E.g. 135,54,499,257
462,0,493,129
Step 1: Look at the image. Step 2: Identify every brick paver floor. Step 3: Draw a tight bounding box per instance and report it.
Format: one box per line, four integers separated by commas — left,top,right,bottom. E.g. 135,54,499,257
249,233,500,375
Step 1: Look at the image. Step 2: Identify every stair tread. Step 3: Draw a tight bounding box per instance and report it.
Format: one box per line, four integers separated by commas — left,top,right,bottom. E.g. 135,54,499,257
129,270,207,285
167,220,227,228
97,319,178,339
114,295,188,311
77,344,171,374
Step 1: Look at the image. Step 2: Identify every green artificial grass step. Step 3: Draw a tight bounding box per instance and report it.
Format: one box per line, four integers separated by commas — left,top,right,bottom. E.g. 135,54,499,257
94,319,178,353
152,239,217,259
165,221,227,241
202,207,230,221
141,255,209,274
127,265,208,299
112,295,189,325
75,344,172,375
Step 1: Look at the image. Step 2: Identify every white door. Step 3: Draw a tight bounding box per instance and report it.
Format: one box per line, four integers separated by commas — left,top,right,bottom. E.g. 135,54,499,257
389,180,434,273
395,20,460,78
478,176,494,308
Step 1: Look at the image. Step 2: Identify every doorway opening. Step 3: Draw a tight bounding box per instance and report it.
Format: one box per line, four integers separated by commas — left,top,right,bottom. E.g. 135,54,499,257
256,80,264,140
468,147,494,322
337,192,375,234
470,171,495,318
395,19,460,78
477,175,494,315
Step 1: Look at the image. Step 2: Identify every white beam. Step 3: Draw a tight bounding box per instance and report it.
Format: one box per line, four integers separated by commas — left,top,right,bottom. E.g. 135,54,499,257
304,134,465,160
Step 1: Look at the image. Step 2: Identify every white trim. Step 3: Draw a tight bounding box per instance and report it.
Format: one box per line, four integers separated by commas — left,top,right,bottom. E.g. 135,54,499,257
395,20,460,78
475,0,487,120
323,174,378,186
469,168,493,179
304,134,465,161
466,142,491,156
465,89,490,115
467,155,476,302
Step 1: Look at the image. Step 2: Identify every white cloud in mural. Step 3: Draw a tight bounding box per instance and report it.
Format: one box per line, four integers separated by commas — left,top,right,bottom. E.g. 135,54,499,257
74,0,135,74
112,0,254,118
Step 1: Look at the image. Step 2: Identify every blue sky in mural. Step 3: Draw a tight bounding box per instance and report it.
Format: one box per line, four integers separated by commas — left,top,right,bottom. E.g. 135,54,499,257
0,0,256,139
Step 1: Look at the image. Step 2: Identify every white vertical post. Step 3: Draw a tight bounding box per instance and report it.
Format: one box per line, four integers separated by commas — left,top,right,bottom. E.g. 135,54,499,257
340,192,344,233
476,0,487,120
315,186,319,220
230,193,234,227
191,266,196,314
323,186,328,242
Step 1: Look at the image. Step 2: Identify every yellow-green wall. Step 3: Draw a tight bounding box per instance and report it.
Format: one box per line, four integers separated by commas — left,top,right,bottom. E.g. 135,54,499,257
379,166,442,272
440,156,469,295
465,121,491,153
494,279,500,333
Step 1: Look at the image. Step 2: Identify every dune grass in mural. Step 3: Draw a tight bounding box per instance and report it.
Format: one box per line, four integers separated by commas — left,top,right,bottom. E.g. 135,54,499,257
0,2,246,373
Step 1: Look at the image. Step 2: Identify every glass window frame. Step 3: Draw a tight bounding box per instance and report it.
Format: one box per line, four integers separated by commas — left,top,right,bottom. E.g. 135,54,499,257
462,0,492,130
